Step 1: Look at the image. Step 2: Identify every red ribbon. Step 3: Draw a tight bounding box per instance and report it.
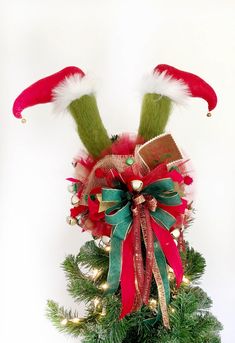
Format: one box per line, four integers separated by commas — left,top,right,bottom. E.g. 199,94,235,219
120,229,136,319
151,218,183,288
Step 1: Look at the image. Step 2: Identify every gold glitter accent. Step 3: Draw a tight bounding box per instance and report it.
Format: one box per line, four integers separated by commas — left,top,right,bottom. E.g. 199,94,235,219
152,259,170,329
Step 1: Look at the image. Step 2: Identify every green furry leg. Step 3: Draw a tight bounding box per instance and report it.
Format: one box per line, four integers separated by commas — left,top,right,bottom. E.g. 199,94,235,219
69,95,111,158
138,93,172,141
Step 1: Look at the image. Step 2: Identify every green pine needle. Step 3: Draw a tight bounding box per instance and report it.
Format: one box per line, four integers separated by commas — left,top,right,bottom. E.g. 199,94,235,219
77,240,109,272
46,300,87,337
182,244,206,282
47,240,222,342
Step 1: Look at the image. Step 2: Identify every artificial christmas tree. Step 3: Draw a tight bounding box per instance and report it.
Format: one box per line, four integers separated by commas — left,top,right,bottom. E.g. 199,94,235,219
13,64,222,342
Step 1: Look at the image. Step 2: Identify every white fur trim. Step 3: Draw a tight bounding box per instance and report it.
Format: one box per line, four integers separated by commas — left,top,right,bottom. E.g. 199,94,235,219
52,73,96,112
140,70,191,104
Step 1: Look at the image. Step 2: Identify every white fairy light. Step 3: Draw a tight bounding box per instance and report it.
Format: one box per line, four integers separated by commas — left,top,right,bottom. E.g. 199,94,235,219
60,318,68,326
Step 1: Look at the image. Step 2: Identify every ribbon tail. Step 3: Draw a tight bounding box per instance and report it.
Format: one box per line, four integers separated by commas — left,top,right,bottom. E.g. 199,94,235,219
106,235,123,294
144,239,171,328
178,228,186,252
152,239,171,327
151,217,183,287
132,211,145,301
152,256,170,329
119,228,136,319
140,205,154,305
106,219,132,294
154,239,170,304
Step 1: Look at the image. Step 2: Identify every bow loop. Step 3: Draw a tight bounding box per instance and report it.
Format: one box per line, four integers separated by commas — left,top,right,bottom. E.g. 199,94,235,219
105,201,132,226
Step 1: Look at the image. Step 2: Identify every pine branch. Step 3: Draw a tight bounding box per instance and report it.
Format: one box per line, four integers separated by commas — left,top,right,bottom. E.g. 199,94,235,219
62,254,82,279
68,277,103,302
182,244,206,282
61,254,104,302
82,295,128,343
47,240,222,342
46,300,88,337
121,286,222,343
77,240,109,272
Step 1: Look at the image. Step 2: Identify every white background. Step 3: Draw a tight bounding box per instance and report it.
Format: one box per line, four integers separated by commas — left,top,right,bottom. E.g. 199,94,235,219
1,0,235,342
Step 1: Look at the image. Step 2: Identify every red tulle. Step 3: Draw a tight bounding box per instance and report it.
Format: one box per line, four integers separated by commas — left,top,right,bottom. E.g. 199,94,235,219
70,205,87,218
78,155,96,171
87,187,104,221
74,134,144,175
66,177,80,183
110,134,144,156
88,221,112,237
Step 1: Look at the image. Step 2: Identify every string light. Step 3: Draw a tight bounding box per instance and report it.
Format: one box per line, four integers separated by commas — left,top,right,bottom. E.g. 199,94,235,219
60,318,68,326
168,273,175,281
100,282,109,290
104,246,111,252
93,268,99,276
92,268,102,280
168,267,175,281
70,318,81,324
93,297,101,308
148,298,158,310
100,307,106,317
182,276,190,285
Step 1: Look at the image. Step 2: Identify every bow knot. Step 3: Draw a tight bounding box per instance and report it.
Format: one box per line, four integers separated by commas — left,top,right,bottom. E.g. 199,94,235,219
133,194,146,205
132,194,158,214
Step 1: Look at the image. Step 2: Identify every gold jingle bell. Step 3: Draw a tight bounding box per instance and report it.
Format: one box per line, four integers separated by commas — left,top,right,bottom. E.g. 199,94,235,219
71,194,80,206
66,216,77,226
130,180,144,192
148,298,158,311
171,228,180,239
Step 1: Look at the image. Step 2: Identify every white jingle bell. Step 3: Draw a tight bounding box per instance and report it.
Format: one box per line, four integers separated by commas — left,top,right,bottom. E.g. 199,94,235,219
130,180,143,192
71,194,80,206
